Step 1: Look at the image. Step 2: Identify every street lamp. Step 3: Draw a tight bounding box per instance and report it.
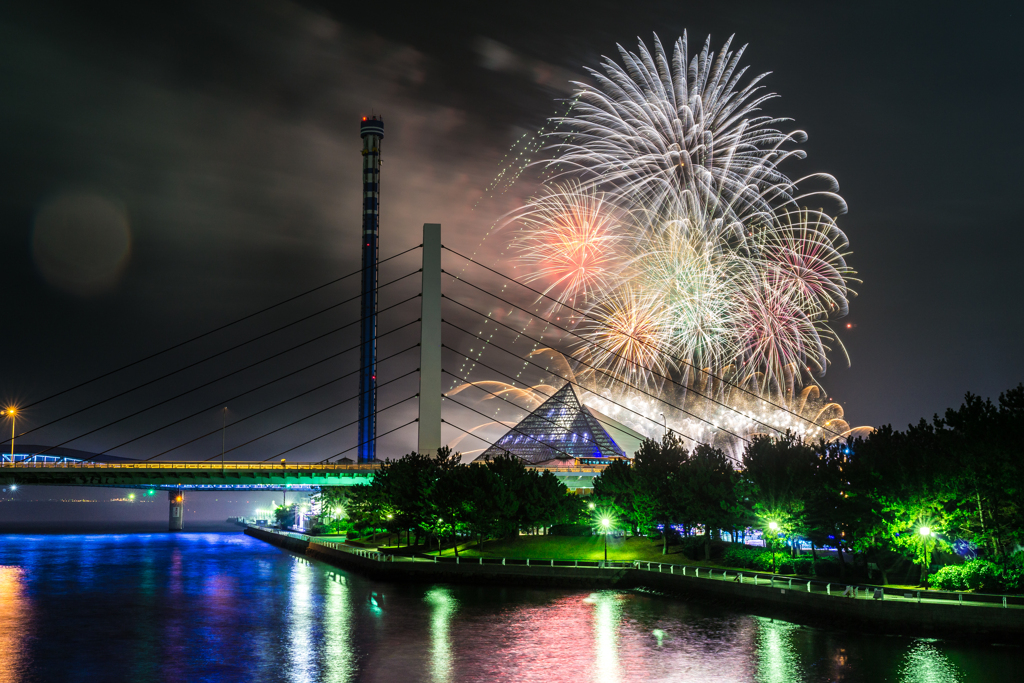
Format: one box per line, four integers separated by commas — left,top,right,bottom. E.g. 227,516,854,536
221,407,228,469
3,407,17,465
917,526,936,586
768,521,780,574
601,517,611,562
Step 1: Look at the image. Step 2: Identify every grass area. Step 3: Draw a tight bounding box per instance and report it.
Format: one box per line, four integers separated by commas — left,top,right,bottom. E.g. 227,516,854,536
325,533,967,592
431,536,698,563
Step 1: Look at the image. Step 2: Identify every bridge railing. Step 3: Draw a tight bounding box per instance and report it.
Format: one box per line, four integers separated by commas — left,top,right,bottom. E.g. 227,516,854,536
4,461,380,470
6,461,606,472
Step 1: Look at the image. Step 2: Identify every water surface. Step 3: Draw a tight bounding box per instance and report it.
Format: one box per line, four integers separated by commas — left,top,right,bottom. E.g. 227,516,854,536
0,533,1017,682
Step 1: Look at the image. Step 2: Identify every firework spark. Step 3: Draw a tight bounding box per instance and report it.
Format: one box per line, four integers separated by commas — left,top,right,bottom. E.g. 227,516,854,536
505,32,862,446
510,180,625,309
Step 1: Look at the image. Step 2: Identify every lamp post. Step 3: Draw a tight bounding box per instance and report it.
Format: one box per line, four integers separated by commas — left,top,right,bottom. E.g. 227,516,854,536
601,517,611,562
918,525,935,586
768,521,779,574
3,407,16,466
221,407,227,469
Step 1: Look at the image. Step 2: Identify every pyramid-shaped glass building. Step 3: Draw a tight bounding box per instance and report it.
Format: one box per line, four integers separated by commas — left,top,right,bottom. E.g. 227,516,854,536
474,383,644,465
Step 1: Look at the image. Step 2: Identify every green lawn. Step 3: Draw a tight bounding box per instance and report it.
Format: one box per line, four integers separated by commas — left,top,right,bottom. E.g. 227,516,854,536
431,535,699,563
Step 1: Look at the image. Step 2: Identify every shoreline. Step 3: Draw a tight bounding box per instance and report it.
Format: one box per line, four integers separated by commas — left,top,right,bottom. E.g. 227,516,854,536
246,526,1024,643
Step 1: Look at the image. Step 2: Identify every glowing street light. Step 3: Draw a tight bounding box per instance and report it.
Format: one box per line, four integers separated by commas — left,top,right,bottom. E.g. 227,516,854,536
918,526,932,537
601,517,611,563
2,406,17,465
767,521,780,574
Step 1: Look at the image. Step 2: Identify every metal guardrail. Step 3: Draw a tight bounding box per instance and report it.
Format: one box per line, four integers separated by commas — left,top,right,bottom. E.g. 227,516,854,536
248,526,1022,610
629,561,1023,609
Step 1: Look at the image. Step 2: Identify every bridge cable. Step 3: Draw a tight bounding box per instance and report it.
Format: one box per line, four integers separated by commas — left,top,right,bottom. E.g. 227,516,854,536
442,246,846,439
319,418,420,464
440,334,703,442
171,368,419,462
26,294,421,458
11,273,420,446
260,392,420,462
442,393,581,462
109,340,420,462
445,273,792,441
439,344,729,459
440,347,739,466
441,298,749,445
18,244,422,412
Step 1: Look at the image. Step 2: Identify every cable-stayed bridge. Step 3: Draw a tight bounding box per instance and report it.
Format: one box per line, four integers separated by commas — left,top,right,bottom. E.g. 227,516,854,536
4,223,837,529
2,224,620,527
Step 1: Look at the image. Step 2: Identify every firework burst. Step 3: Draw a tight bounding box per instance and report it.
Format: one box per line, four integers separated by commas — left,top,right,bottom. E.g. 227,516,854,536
505,31,862,445
510,180,625,309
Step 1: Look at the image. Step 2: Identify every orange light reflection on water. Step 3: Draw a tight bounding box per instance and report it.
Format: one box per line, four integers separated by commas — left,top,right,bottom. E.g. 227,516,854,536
0,566,31,683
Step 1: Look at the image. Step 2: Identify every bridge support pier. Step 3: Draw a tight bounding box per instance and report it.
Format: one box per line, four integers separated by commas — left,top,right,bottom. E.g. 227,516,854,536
418,223,441,456
168,490,184,531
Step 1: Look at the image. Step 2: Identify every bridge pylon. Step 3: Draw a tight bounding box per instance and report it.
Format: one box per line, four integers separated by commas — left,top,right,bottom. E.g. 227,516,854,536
418,223,441,455
169,489,184,531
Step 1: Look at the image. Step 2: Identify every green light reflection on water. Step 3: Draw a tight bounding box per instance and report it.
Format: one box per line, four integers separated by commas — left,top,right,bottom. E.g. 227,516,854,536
589,592,621,683
324,572,354,683
425,587,455,683
899,640,963,683
287,559,316,683
754,617,804,683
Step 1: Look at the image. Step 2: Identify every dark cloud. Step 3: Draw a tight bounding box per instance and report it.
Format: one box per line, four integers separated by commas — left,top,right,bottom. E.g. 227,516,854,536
1,0,1022,465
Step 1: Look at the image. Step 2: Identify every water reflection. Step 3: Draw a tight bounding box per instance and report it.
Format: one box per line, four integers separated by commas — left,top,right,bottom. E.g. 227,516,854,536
899,640,963,683
587,592,621,683
0,534,1016,682
288,558,316,683
324,571,354,683
754,616,804,683
425,587,455,683
0,566,30,683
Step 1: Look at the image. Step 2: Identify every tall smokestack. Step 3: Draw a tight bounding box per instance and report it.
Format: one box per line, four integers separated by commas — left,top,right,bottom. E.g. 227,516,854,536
358,115,383,463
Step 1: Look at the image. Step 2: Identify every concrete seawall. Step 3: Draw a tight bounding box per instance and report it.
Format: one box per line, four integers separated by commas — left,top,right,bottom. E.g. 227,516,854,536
246,527,629,588
636,568,1023,641
245,528,1024,641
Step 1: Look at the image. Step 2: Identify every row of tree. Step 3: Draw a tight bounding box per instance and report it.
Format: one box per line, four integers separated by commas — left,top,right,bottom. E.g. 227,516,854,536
594,385,1024,583
315,447,582,556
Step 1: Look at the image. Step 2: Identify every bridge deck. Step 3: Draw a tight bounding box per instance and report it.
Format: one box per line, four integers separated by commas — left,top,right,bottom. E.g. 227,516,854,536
2,462,605,490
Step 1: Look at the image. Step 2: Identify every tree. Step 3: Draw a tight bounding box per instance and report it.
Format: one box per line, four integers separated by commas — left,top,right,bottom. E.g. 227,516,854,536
633,433,689,554
803,439,854,576
592,459,637,533
678,444,739,560
312,486,350,534
846,423,952,584
479,453,528,538
741,433,816,565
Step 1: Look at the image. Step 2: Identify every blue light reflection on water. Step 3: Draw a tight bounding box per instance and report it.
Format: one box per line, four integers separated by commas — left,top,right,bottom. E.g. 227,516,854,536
0,533,1018,682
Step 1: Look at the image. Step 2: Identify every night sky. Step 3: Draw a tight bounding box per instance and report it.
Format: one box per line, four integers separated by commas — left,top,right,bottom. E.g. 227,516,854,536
2,0,1023,491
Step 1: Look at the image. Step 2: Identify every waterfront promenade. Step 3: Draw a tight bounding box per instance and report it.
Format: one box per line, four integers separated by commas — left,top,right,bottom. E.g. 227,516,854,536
246,526,1024,641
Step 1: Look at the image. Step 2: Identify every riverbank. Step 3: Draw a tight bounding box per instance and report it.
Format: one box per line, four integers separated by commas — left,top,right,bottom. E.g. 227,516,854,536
246,526,1024,642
